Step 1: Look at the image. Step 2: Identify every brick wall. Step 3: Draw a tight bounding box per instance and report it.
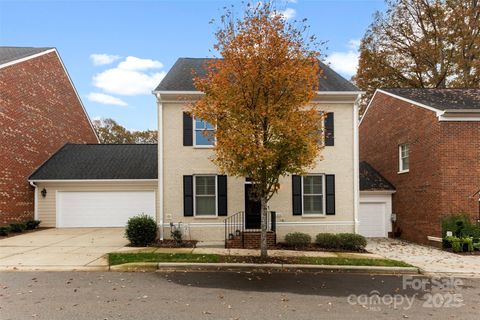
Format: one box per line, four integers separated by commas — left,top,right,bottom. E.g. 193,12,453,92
360,92,444,243
226,232,276,249
439,121,480,217
0,51,98,224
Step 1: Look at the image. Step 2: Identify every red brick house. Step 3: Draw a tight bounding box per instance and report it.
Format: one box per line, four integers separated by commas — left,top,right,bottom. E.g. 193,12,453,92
0,47,98,224
359,88,480,244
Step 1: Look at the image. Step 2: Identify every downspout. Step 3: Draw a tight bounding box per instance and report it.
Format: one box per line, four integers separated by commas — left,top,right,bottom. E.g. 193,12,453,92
156,93,164,240
353,94,361,234
29,181,38,220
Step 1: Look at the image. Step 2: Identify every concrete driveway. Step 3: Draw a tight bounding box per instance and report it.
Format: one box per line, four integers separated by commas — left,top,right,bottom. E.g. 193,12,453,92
0,228,128,271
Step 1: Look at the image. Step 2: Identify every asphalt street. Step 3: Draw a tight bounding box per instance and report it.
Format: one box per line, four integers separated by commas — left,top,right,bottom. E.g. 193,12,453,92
1,271,479,320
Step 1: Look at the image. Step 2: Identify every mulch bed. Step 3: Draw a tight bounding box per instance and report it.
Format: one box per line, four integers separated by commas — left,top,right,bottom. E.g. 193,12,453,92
221,255,296,264
150,239,198,248
0,227,49,240
274,242,367,253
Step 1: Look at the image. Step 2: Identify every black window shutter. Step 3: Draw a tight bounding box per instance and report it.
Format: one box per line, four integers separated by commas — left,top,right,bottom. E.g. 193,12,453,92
325,174,335,215
217,175,227,216
292,175,302,215
324,112,334,146
183,112,193,146
183,175,193,216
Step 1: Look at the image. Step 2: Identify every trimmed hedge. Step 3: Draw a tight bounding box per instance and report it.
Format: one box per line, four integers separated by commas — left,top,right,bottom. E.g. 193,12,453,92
0,226,10,236
315,233,341,249
125,214,157,246
315,233,367,251
285,232,311,248
9,223,26,233
25,220,41,230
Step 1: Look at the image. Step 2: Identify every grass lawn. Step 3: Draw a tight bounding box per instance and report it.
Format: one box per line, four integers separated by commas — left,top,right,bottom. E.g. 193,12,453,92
108,252,411,268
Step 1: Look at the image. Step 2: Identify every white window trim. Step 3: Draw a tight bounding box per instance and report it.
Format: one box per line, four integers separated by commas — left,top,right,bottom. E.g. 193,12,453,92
193,175,218,217
193,118,215,148
398,144,409,174
301,174,326,216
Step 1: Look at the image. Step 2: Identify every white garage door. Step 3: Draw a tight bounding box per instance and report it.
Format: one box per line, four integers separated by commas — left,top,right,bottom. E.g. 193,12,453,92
57,191,155,227
359,202,386,237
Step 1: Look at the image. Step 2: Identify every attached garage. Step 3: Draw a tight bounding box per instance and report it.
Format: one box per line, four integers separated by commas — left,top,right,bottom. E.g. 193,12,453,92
28,144,158,228
57,191,155,227
358,162,395,238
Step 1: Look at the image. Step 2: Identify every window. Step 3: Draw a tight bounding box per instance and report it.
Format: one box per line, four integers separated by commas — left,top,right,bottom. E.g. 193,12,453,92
194,118,215,146
302,175,324,215
399,144,409,173
194,175,216,216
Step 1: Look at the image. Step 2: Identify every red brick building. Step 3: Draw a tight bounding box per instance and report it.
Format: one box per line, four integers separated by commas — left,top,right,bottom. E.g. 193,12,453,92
359,88,480,244
0,47,98,224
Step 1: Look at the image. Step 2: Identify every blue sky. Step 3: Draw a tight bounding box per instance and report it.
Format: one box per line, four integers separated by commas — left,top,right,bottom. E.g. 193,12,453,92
0,0,385,130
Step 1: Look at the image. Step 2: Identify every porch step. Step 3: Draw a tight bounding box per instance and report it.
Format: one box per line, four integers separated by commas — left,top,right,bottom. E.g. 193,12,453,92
226,231,276,249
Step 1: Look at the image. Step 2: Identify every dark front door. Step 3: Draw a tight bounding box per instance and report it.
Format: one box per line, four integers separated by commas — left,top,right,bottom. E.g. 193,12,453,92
245,184,261,229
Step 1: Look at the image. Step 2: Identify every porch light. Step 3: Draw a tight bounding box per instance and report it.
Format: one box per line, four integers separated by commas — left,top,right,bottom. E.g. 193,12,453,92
235,229,241,236
41,188,47,198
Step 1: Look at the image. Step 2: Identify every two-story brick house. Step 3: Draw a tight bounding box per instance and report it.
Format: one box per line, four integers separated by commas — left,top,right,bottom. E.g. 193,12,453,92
359,88,480,244
0,47,98,225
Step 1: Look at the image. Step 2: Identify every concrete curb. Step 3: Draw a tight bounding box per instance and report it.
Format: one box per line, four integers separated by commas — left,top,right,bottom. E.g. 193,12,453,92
109,262,420,275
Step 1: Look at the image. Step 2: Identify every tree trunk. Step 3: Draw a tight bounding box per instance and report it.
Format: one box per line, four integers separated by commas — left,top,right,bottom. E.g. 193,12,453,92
260,197,268,258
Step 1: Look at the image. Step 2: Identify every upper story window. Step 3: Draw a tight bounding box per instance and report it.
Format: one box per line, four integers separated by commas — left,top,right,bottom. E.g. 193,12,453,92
399,144,409,173
194,118,215,147
302,175,325,215
194,175,217,216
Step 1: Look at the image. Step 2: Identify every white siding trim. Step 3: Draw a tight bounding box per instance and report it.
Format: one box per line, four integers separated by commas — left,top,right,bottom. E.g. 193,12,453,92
29,179,157,183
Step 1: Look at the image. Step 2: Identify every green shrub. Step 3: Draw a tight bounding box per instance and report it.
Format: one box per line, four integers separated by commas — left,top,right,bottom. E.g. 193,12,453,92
171,229,183,244
284,232,311,248
442,214,473,238
463,237,474,252
337,233,367,251
315,233,341,249
25,220,41,230
0,226,10,236
125,214,157,246
473,242,480,251
9,223,26,233
446,236,463,253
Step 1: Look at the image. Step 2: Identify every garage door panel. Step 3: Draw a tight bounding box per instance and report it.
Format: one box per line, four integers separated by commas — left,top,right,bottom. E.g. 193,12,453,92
359,203,386,237
58,191,155,228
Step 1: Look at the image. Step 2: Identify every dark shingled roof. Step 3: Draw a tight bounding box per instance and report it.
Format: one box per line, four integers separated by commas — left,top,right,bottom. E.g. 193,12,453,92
155,58,359,92
359,161,395,191
382,88,480,111
29,144,158,180
0,46,53,65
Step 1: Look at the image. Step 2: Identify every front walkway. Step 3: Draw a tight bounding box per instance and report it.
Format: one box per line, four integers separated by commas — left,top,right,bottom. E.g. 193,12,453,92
0,228,128,271
367,238,480,275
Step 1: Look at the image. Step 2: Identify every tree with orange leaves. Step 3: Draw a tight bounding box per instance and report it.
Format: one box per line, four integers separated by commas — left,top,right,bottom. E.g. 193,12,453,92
191,2,323,257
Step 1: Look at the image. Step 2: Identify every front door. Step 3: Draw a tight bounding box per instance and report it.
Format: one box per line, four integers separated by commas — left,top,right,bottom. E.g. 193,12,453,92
245,184,261,229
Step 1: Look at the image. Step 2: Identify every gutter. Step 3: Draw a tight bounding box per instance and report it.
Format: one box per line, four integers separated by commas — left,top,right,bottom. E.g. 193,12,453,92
353,93,361,234
29,181,39,220
156,93,164,241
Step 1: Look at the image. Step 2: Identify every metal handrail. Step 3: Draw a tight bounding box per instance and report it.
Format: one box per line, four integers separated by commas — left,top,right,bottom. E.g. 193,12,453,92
224,211,276,248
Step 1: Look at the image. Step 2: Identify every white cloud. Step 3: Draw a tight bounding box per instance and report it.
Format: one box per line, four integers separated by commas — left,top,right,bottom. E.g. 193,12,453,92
117,56,163,71
92,56,166,96
90,53,121,66
87,92,128,106
325,39,361,78
286,0,297,3
279,8,296,20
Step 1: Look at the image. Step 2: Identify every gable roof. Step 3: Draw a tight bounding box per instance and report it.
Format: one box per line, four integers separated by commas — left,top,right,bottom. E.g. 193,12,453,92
359,161,395,191
155,58,359,92
0,46,53,66
381,88,480,111
29,144,158,180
